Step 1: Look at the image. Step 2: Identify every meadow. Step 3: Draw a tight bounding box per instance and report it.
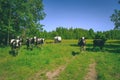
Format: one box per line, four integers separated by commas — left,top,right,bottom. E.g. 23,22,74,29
0,40,120,80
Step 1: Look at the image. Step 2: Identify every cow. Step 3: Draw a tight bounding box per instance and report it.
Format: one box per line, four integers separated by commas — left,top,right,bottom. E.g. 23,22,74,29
10,38,22,56
93,39,106,50
78,37,86,51
26,37,45,50
36,38,45,45
26,37,35,50
10,38,22,49
54,36,62,43
35,38,45,48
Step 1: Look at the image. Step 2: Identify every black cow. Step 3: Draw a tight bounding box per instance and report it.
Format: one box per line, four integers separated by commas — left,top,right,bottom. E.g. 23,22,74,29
78,37,86,51
93,39,106,50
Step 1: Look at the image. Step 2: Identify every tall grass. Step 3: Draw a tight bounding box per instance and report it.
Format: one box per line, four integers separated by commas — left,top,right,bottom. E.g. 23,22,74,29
0,40,120,80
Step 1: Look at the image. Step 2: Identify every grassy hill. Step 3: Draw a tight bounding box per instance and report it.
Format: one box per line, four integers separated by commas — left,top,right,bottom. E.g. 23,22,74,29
0,40,120,80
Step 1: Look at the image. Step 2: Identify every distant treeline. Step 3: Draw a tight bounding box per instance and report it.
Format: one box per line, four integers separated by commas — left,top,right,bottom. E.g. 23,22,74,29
1,26,120,46
39,27,120,40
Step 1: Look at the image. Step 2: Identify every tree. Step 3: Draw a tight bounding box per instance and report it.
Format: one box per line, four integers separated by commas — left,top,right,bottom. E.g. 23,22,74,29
0,0,45,45
111,0,120,29
94,31,107,41
88,28,95,39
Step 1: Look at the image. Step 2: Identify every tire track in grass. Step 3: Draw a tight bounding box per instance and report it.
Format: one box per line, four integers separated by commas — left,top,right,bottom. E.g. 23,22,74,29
28,55,76,80
28,65,67,80
45,56,78,80
84,60,97,80
46,65,66,80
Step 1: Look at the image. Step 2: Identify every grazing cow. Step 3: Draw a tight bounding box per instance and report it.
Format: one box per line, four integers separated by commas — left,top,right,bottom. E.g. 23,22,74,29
10,38,22,49
26,37,34,50
16,36,23,46
36,38,45,45
10,38,22,56
78,37,86,51
26,37,44,50
54,36,62,43
93,39,106,50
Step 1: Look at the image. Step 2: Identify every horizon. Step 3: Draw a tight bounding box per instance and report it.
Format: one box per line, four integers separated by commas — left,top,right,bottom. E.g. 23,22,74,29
41,0,120,32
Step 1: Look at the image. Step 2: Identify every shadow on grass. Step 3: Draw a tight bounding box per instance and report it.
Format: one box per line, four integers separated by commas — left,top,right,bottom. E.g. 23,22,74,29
71,42,120,53
105,44,120,53
86,40,120,53
70,44,78,47
71,51,80,56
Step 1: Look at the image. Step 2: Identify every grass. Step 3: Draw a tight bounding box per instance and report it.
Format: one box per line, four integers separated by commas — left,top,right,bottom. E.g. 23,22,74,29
0,40,120,80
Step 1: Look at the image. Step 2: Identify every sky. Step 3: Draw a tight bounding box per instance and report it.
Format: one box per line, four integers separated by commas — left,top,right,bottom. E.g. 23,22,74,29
41,0,120,32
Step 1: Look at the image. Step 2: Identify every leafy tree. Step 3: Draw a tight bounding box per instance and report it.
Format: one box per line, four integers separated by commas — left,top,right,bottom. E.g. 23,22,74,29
111,0,120,29
95,31,107,41
0,0,45,45
50,27,89,39
88,28,95,39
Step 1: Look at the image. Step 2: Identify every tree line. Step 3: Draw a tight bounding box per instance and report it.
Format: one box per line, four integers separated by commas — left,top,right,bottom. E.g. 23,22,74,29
39,27,120,40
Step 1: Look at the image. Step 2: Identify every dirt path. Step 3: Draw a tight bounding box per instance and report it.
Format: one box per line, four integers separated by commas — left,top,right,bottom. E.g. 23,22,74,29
28,65,66,80
28,56,76,80
46,65,66,80
84,62,97,80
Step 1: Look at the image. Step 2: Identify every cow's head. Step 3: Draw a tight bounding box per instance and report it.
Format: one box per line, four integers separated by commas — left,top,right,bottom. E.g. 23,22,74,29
15,39,20,48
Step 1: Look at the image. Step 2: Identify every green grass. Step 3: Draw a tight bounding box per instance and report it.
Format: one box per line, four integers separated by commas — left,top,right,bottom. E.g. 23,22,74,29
0,40,120,80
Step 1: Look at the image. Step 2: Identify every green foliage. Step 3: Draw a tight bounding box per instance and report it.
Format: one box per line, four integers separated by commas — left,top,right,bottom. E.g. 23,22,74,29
46,27,89,39
44,27,120,40
110,1,120,29
0,0,45,45
104,30,120,40
95,31,107,41
88,28,95,39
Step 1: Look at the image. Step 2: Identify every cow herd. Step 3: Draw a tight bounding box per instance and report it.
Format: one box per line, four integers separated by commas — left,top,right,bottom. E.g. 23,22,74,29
9,35,106,56
9,36,62,56
26,36,45,50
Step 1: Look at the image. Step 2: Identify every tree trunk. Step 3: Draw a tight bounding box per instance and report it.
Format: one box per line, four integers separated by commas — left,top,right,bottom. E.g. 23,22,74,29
7,5,11,46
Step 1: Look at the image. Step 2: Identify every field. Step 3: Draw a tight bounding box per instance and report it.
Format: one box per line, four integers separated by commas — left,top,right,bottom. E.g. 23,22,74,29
0,40,120,80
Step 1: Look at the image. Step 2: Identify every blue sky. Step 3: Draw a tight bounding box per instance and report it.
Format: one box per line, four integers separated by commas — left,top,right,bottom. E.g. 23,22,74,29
41,0,120,32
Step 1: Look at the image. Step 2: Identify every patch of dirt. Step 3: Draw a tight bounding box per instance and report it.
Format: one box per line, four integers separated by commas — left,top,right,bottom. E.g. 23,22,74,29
28,70,47,80
84,62,97,80
46,65,66,80
28,65,66,80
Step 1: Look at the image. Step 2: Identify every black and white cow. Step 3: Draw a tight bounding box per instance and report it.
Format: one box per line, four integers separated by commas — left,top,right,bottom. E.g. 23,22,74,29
36,38,45,45
26,37,45,50
78,37,86,51
26,37,35,50
10,38,22,50
10,38,22,55
54,36,62,43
